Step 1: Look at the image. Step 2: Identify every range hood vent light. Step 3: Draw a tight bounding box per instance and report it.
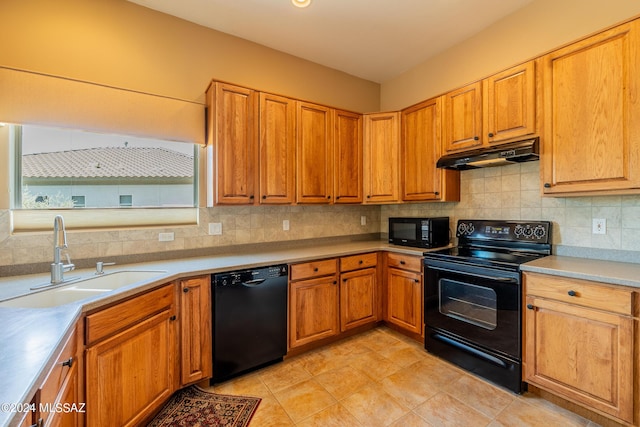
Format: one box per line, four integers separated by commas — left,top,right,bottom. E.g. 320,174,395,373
436,137,539,170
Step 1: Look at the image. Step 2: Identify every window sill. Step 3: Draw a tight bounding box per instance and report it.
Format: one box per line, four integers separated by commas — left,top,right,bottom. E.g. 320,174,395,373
11,208,198,233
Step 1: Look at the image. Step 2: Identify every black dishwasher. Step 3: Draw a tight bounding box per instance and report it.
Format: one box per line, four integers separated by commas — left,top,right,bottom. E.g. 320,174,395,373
211,264,288,383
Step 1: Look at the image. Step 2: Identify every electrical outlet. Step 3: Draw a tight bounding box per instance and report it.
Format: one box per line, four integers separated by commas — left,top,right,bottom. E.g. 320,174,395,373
283,219,290,231
592,218,606,235
158,232,174,242
361,215,367,226
208,222,222,235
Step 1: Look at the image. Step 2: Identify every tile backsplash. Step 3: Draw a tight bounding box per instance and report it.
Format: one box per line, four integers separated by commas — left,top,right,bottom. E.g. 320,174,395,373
1,161,639,273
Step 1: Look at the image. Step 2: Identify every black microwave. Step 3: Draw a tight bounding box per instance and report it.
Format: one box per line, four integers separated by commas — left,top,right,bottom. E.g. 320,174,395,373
388,217,450,248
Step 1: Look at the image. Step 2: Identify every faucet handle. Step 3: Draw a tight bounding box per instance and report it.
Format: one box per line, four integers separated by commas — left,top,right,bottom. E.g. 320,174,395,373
95,261,116,275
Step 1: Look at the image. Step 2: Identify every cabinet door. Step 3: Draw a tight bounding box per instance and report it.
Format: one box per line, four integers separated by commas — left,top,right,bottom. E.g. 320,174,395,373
442,81,483,152
525,296,634,423
46,360,79,427
180,276,212,386
208,82,258,205
296,102,334,204
541,21,640,194
259,92,296,204
386,267,422,335
363,112,400,203
86,308,177,427
334,109,363,204
401,97,442,201
484,61,536,144
289,276,339,348
340,267,378,331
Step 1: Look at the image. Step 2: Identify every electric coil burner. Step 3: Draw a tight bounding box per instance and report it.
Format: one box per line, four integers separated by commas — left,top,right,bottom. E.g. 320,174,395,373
423,219,551,393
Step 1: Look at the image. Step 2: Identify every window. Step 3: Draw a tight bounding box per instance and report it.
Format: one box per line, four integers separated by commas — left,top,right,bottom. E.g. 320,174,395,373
119,195,132,207
72,195,86,208
14,124,198,210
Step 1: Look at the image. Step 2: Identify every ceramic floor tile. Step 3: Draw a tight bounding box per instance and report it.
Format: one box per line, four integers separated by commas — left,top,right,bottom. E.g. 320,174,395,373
378,363,440,409
259,359,312,394
273,379,337,423
349,350,404,381
515,392,593,426
295,403,362,427
441,374,515,418
413,392,493,427
491,398,591,427
341,383,411,427
297,346,359,376
408,356,465,389
388,412,436,427
210,372,272,398
313,365,375,400
249,395,294,426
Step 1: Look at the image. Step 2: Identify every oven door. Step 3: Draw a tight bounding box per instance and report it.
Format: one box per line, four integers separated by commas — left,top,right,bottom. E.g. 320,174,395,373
424,259,521,359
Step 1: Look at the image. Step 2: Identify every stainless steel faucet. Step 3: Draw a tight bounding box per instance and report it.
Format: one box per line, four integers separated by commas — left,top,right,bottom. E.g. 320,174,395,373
51,215,75,284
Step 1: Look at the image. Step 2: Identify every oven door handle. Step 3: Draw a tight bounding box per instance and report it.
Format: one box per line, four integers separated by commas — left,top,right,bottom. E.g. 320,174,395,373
425,265,518,283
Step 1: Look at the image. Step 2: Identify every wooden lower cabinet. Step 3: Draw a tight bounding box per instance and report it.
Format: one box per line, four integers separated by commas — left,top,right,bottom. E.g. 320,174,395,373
85,284,178,427
339,253,379,332
289,274,340,348
386,268,423,336
524,272,638,425
179,276,213,386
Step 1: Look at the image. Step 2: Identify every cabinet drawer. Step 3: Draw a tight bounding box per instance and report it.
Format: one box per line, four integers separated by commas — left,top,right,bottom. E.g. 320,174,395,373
340,252,378,272
39,327,77,420
524,273,634,316
386,252,422,272
85,283,174,345
290,259,337,281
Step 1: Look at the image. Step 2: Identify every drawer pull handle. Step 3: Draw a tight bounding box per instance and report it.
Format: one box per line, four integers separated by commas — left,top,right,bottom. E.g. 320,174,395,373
400,260,406,265
526,304,534,310
567,290,577,297
61,357,73,368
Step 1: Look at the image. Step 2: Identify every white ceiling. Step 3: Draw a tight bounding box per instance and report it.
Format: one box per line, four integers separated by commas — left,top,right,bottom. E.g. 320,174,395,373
128,0,533,83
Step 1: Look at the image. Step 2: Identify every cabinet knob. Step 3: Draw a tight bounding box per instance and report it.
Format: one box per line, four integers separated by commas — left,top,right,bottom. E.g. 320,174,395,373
327,196,331,199
333,281,337,285
400,260,406,265
250,195,254,199
183,287,190,293
567,290,577,297
359,260,363,264
343,278,347,282
473,136,479,141
336,196,341,199
169,315,177,321
61,357,73,368
544,183,551,188
488,132,494,138
262,195,267,199
526,304,534,310
367,195,371,198
314,267,319,272
434,191,439,196
414,279,420,283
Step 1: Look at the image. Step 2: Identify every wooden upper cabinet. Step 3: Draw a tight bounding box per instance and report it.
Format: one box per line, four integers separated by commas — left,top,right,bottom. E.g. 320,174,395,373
442,81,483,152
207,82,258,205
401,97,459,202
443,61,537,153
334,109,363,204
363,112,400,203
259,93,296,204
484,61,537,144
541,21,640,195
296,101,334,204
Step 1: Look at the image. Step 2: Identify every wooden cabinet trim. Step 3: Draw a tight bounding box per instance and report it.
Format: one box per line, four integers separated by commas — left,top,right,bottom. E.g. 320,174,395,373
179,276,213,386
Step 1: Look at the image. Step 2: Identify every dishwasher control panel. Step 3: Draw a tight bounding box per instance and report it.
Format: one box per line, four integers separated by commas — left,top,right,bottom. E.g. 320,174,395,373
213,264,288,286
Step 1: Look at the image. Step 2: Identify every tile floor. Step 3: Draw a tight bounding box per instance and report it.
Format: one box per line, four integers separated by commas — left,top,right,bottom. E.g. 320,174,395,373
206,327,601,427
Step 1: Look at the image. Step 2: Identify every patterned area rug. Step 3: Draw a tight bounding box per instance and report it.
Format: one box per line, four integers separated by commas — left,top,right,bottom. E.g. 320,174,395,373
147,386,261,427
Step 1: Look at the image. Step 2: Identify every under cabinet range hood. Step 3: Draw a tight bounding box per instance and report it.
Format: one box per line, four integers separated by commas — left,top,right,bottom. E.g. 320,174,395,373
436,137,539,170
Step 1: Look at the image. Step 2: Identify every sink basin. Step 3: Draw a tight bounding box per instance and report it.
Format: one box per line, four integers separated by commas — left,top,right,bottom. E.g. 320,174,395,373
0,270,167,308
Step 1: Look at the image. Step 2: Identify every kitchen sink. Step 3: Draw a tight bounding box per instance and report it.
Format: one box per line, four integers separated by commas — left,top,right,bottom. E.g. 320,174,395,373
0,270,167,308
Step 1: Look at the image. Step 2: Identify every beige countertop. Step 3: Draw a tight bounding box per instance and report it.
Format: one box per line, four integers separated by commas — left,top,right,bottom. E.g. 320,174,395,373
0,240,429,427
521,255,640,288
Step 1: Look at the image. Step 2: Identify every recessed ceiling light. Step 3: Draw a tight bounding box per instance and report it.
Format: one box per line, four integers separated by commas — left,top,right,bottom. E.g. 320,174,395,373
291,0,311,8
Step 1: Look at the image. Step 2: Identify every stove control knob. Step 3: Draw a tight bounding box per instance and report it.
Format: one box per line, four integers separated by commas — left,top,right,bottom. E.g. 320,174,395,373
533,225,546,239
522,226,534,238
514,225,524,237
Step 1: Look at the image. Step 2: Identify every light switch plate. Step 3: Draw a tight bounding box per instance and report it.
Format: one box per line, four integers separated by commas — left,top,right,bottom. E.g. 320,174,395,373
361,216,367,226
592,218,606,235
158,232,174,241
208,222,222,235
283,219,290,231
